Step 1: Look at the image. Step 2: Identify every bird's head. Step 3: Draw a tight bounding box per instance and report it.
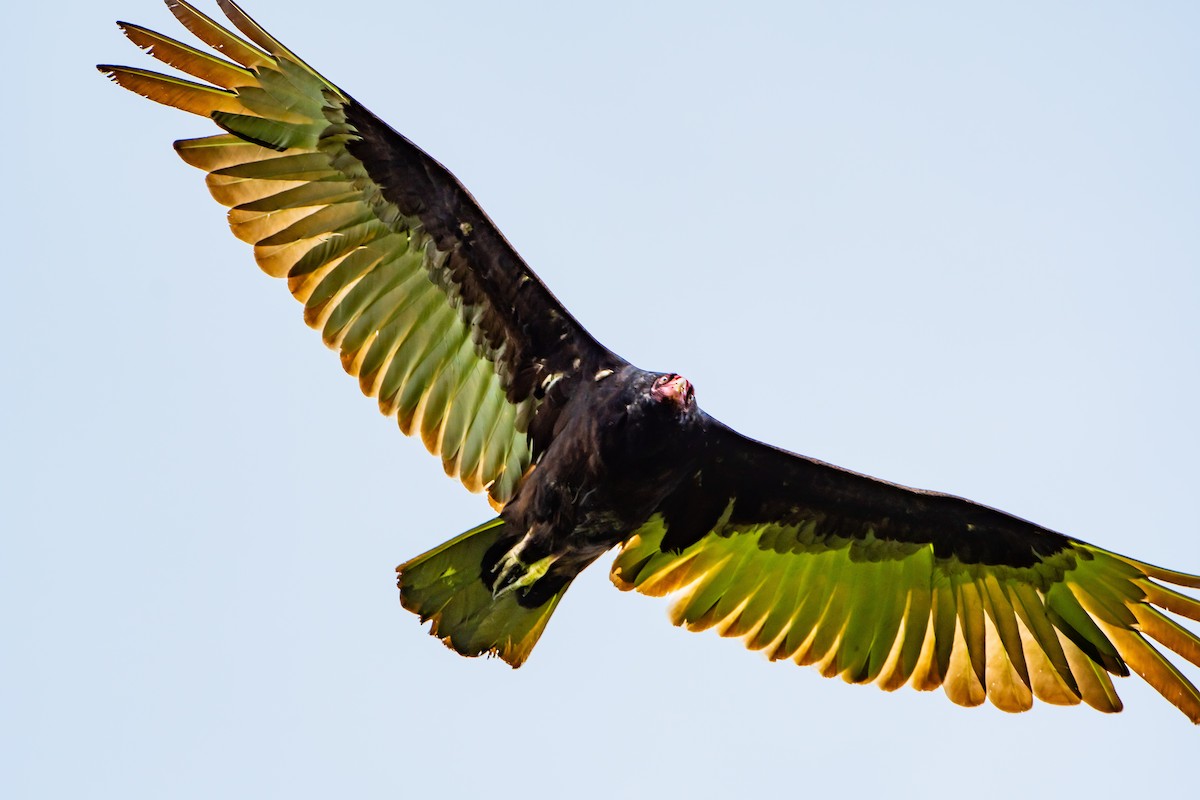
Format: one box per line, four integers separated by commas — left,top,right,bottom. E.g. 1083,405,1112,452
650,372,695,411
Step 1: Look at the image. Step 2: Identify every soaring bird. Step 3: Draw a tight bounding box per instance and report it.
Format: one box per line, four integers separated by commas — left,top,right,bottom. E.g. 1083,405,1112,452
101,0,1200,721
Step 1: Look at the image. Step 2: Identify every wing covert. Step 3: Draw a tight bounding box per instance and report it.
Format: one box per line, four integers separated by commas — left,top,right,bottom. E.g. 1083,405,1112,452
611,418,1200,721
100,0,622,505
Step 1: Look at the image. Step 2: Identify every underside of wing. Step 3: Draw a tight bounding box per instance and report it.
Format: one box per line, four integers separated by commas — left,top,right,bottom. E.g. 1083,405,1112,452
100,1,620,505
611,421,1200,721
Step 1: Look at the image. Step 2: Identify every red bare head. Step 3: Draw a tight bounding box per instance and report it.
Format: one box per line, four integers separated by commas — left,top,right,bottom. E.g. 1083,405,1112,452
651,373,694,409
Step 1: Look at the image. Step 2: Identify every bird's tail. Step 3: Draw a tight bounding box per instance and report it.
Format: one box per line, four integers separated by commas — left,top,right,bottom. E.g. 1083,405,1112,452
396,518,572,667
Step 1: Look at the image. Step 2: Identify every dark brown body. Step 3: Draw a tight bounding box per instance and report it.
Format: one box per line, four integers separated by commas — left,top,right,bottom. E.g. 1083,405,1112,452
491,367,704,605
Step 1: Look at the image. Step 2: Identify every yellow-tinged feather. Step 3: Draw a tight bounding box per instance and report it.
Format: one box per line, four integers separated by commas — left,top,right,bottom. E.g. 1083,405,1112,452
873,546,936,690
984,617,1033,712
253,238,326,279
227,205,317,244
1015,615,1081,705
463,420,506,495
175,135,282,171
255,202,373,247
795,561,853,667
409,338,460,441
1101,625,1200,723
1131,605,1200,669
342,268,436,359
100,66,244,117
216,0,338,91
858,560,908,684
282,222,386,279
340,280,427,368
723,552,796,640
953,575,988,688
273,59,338,109
339,331,373,381
943,615,987,707
829,558,888,681
118,22,253,89
769,551,842,662
611,521,664,578
212,152,336,181
875,586,920,690
167,0,273,69
981,575,1031,689
1140,580,1200,622
875,593,920,691
814,626,850,678
909,609,943,692
1119,557,1200,590
252,64,328,116
1059,633,1122,713
456,389,505,492
398,326,463,434
1068,555,1143,630
488,416,530,502
323,253,420,348
674,544,757,630
913,577,957,691
669,553,739,628
719,592,767,640
360,295,430,392
891,549,936,687
237,182,360,213
1009,582,1078,694
481,396,528,497
422,347,478,458
698,559,767,635
1072,583,1139,631
713,596,757,638
1051,582,1126,674
394,310,462,431
745,551,814,652
643,548,706,598
305,244,391,325
286,248,355,305
642,542,714,596
204,172,305,207
439,361,494,470
228,86,322,127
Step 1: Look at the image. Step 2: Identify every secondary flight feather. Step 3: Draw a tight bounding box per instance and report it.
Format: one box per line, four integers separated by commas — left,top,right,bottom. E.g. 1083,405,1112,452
101,0,1200,722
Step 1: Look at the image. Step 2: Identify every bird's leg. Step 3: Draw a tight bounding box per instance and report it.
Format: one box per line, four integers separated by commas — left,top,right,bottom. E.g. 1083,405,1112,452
490,536,559,599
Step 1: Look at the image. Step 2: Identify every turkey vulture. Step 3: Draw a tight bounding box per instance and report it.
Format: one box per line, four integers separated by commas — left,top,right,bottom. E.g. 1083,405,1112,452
100,0,1200,722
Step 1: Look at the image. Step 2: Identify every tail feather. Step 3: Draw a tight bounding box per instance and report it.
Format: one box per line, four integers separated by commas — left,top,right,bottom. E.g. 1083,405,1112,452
396,519,571,667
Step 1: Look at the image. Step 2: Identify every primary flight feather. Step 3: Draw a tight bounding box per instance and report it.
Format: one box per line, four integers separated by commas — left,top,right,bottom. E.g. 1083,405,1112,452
101,0,1200,721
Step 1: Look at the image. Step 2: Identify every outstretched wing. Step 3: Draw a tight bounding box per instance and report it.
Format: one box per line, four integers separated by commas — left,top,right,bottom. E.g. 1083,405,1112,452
99,0,622,505
611,418,1200,721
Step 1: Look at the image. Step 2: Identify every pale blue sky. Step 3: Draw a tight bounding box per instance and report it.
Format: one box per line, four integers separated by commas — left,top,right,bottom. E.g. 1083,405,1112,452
6,1,1200,797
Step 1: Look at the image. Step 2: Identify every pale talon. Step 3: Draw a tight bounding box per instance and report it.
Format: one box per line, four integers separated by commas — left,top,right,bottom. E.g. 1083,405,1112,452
490,548,528,597
493,554,559,599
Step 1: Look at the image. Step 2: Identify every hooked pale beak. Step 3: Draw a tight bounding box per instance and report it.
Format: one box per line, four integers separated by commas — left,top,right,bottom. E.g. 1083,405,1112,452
654,374,694,408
